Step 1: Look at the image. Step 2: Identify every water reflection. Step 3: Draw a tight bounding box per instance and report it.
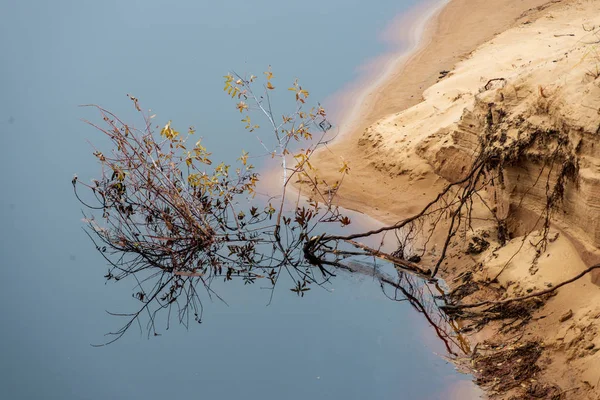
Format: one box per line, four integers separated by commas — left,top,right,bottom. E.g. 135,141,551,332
73,102,476,394
0,0,479,398
73,102,472,360
346,261,469,356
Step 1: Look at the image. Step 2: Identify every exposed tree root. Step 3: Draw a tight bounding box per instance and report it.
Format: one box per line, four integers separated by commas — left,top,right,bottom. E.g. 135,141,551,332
443,264,600,311
471,341,543,393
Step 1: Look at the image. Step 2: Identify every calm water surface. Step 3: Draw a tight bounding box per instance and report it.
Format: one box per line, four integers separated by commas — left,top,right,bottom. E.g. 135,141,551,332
0,1,476,399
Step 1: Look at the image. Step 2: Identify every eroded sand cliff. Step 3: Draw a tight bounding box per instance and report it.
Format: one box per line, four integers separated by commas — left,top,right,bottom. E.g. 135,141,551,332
312,0,600,397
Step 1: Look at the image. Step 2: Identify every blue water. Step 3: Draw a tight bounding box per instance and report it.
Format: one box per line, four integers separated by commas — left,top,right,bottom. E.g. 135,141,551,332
0,1,472,399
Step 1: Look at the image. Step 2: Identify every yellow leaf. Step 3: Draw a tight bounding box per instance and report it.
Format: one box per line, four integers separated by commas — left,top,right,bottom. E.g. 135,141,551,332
160,121,179,140
236,101,248,113
238,150,248,166
339,161,350,174
267,81,275,90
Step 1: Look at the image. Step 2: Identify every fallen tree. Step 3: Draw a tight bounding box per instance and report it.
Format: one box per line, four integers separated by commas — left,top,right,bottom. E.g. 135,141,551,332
74,69,598,348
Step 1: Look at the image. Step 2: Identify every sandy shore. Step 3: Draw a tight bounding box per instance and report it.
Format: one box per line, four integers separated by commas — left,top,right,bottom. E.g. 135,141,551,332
309,0,600,398
311,0,552,223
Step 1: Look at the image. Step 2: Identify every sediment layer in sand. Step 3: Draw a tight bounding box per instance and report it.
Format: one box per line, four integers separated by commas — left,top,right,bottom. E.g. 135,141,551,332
311,0,600,398
312,0,552,222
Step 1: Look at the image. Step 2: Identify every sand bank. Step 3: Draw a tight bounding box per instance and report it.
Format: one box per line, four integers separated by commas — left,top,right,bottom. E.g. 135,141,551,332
311,0,552,222
310,0,600,398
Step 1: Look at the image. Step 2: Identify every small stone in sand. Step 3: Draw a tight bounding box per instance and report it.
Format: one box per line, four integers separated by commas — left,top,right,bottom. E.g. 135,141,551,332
559,309,573,323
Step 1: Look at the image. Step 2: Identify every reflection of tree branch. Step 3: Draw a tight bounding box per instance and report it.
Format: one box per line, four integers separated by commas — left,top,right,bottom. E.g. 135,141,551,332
78,72,587,353
344,262,468,357
382,275,459,357
325,238,431,278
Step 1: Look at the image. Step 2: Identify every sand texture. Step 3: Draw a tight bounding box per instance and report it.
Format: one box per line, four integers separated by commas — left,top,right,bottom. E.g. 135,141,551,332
308,0,600,398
